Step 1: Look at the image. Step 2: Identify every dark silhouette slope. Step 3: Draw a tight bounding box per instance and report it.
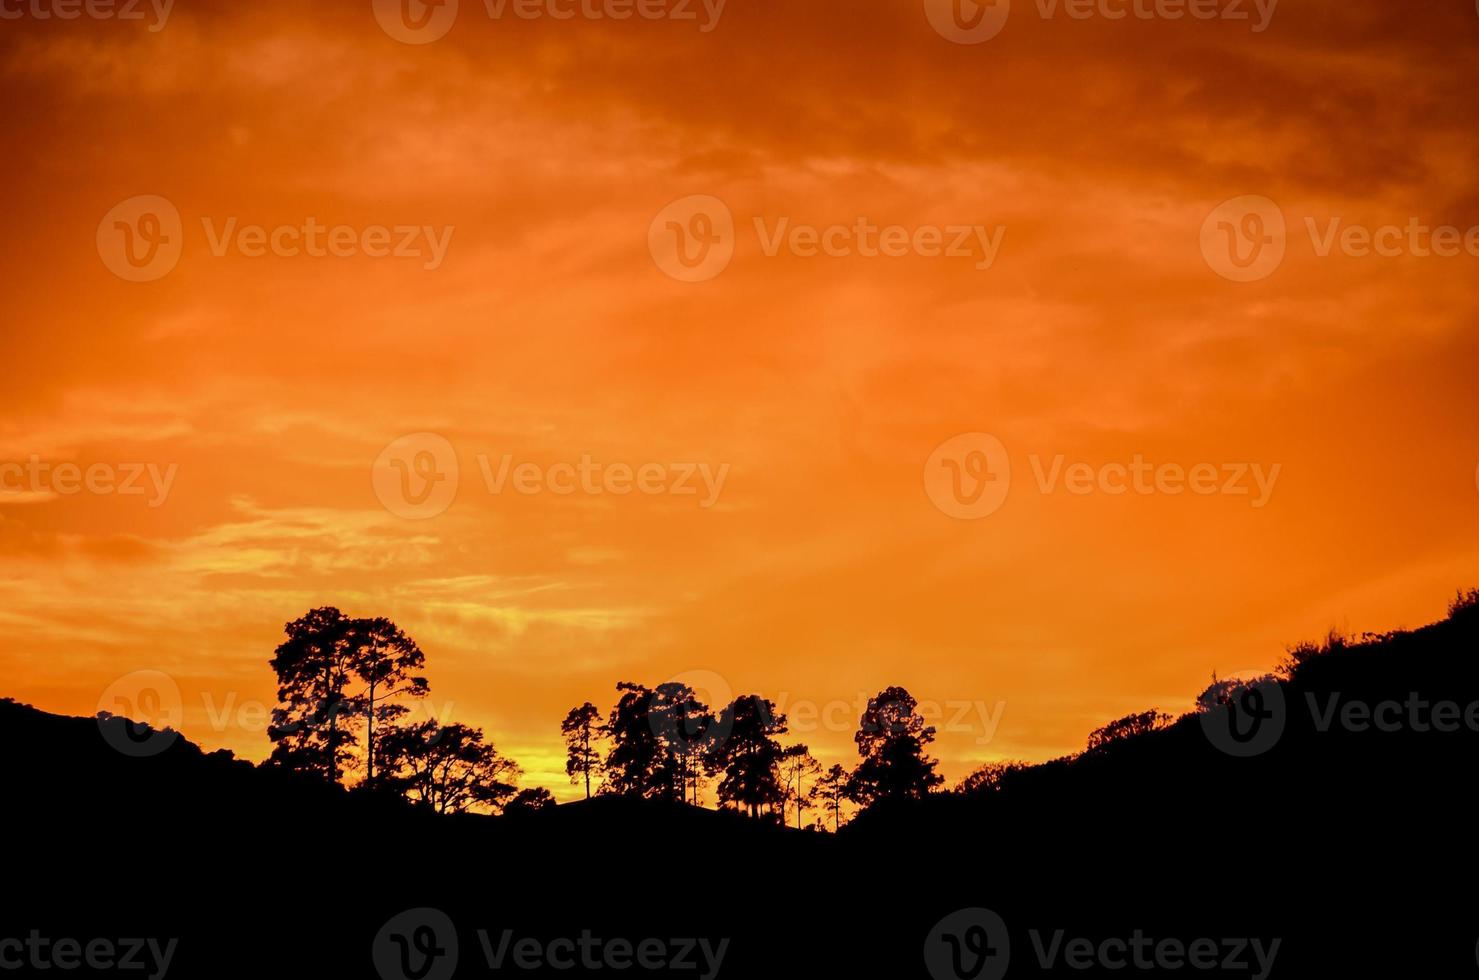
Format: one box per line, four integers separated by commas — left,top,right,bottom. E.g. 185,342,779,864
4,595,1479,976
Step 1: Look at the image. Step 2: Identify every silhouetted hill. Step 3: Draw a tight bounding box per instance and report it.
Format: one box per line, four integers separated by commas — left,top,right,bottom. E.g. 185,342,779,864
5,595,1479,976
854,594,1479,844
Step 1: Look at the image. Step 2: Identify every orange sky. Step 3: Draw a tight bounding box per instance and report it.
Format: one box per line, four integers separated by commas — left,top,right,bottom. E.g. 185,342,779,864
2,0,1478,801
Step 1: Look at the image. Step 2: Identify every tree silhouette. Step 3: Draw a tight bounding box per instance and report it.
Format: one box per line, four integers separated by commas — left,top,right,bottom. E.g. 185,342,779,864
266,607,362,783
504,787,556,815
1085,710,1172,753
781,744,822,830
1450,588,1479,617
955,760,1025,796
346,617,429,786
1195,673,1277,714
603,682,662,797
814,763,850,832
648,682,713,805
561,702,604,800
704,695,788,820
850,686,943,806
377,720,520,814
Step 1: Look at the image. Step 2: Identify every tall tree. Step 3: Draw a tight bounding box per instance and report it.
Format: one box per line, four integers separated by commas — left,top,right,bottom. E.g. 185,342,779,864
850,686,943,806
602,682,662,797
561,702,604,800
780,744,822,830
648,682,713,805
814,763,850,832
266,607,362,784
346,617,429,786
704,695,788,820
377,720,521,814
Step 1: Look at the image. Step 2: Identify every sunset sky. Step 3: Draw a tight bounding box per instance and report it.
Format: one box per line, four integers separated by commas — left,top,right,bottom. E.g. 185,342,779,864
2,0,1478,800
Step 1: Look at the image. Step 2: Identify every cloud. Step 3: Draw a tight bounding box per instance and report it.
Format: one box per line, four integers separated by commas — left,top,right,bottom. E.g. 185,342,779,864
3,0,1478,791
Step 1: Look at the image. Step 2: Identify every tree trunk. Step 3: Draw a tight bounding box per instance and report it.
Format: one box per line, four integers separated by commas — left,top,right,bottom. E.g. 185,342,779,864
366,678,376,784
325,663,338,784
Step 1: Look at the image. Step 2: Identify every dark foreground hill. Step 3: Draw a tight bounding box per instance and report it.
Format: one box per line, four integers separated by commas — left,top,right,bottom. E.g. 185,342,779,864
4,597,1479,977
